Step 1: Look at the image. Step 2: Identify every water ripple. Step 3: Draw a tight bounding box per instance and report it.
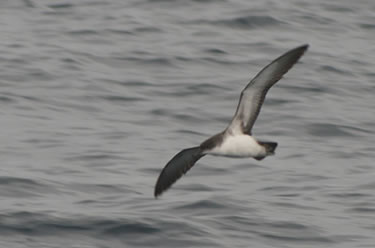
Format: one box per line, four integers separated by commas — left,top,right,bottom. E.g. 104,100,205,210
307,123,356,137
175,199,226,210
0,177,58,198
209,15,284,29
2,0,375,247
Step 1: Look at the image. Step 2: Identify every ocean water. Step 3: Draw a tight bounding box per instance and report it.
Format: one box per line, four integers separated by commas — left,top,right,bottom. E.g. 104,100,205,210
1,0,374,247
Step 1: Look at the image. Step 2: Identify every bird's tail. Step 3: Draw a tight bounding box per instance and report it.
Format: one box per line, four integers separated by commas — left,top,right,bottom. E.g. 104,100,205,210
254,141,277,161
259,141,278,155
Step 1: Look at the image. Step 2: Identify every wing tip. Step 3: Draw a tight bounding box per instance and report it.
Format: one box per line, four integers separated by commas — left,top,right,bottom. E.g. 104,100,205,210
154,186,159,198
153,146,204,199
154,174,167,198
154,182,165,198
295,44,309,55
154,189,161,198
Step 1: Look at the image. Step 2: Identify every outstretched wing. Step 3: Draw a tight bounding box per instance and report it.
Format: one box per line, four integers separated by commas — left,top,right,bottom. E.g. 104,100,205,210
154,147,205,198
227,44,309,135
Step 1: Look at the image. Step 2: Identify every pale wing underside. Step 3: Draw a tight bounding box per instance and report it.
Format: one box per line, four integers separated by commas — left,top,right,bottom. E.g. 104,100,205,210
227,44,309,135
154,147,205,198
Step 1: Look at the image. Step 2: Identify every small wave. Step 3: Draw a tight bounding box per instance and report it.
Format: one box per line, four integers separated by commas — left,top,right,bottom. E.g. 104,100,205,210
358,23,375,30
0,176,40,186
209,15,283,29
266,98,294,106
47,3,74,9
272,201,323,211
178,183,215,192
194,165,230,175
66,30,98,36
175,56,195,62
203,48,227,54
153,83,229,98
0,212,158,236
81,93,145,103
69,183,125,194
150,108,168,116
0,213,215,246
148,0,224,3
0,96,15,103
115,56,173,66
356,181,375,190
105,28,133,35
217,215,337,244
319,65,352,75
102,222,159,236
150,107,203,121
323,4,353,13
299,14,334,25
186,83,229,93
172,113,203,122
99,95,145,102
260,185,295,192
64,153,124,162
0,177,58,198
327,192,370,199
307,123,356,137
268,221,308,230
104,79,153,87
0,212,95,235
281,84,331,94
175,199,226,210
202,57,242,65
133,26,163,33
350,207,375,213
259,232,334,243
176,129,204,137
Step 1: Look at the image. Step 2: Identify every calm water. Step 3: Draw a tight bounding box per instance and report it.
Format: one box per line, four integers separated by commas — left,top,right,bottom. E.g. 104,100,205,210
1,0,374,247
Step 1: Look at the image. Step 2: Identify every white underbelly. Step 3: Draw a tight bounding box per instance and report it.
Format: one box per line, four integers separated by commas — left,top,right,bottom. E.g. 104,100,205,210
206,134,265,158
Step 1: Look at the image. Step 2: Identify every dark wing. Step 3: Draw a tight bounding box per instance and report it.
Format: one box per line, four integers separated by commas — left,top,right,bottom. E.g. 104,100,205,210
154,146,205,198
227,44,309,135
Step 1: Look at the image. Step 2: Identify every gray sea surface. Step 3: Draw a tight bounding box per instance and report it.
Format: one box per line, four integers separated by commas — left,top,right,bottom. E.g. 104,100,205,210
1,0,375,247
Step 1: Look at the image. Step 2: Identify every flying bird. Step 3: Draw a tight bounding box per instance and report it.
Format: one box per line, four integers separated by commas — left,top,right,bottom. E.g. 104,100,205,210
154,44,308,198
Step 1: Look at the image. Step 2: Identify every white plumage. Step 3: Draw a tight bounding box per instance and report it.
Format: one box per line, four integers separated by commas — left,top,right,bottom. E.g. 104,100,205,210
206,134,265,158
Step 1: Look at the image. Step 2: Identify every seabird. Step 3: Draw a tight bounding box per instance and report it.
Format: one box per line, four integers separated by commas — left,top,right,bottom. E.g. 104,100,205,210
154,44,309,198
